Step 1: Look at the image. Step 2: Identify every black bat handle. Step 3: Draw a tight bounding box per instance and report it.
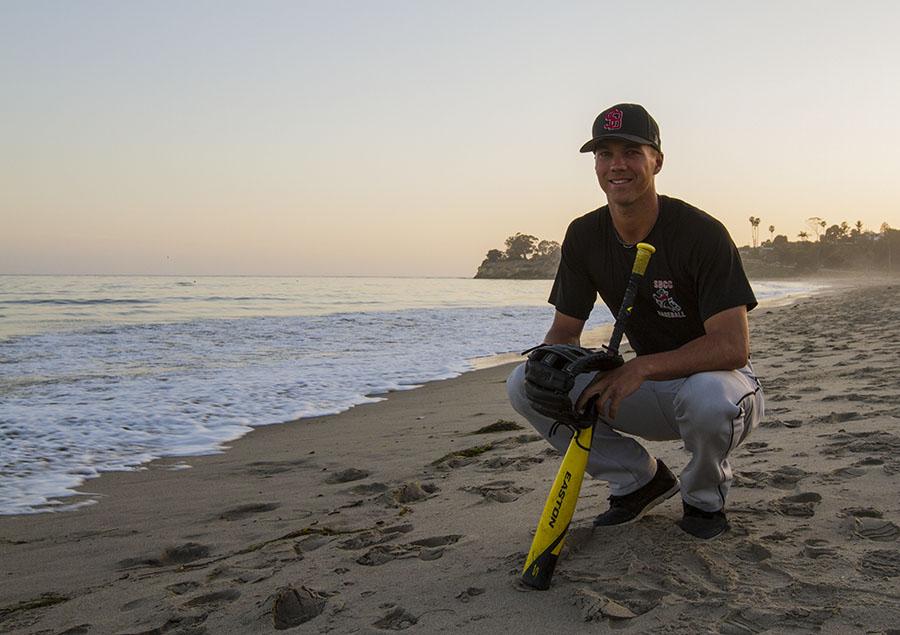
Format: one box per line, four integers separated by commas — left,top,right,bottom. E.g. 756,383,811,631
607,242,655,356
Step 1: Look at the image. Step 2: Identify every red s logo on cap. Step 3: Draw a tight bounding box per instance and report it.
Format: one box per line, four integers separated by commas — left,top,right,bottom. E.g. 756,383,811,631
603,108,623,130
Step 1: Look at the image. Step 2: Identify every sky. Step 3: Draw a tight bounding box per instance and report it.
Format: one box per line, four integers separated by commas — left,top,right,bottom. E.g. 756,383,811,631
2,1,899,277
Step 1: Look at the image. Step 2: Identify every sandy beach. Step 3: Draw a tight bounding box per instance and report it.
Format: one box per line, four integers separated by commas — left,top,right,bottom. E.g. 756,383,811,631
2,281,899,634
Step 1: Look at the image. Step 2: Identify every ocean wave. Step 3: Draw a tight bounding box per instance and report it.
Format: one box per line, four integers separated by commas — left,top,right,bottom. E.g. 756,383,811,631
0,276,826,514
1,304,603,514
0,297,158,306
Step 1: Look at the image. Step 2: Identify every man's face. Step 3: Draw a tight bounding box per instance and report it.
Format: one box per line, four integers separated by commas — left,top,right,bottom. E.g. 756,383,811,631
593,139,663,207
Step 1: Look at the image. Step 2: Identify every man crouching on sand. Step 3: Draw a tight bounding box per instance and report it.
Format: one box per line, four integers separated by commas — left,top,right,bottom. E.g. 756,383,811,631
507,103,764,539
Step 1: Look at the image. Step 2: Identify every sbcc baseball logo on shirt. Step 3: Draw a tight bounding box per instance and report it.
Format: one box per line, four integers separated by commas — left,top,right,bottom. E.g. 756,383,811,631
652,280,686,318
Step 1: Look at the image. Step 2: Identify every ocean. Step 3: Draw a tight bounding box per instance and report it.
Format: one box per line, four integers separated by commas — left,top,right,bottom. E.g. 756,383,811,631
0,275,823,515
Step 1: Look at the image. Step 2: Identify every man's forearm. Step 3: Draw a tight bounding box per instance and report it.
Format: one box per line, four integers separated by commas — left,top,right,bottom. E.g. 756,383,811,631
543,327,581,346
543,311,585,346
632,329,749,382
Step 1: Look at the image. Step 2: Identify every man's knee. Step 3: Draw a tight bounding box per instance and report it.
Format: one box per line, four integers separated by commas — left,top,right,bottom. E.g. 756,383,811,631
675,372,743,437
506,362,530,417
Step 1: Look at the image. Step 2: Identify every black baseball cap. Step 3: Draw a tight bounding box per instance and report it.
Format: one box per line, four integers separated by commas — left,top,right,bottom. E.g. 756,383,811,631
579,103,661,153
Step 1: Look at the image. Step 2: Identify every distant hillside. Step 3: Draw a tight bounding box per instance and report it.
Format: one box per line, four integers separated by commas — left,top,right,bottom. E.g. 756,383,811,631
474,233,560,279
474,255,559,279
738,226,900,277
476,226,900,280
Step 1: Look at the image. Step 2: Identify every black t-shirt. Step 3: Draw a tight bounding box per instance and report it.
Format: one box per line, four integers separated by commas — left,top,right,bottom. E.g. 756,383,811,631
549,195,757,356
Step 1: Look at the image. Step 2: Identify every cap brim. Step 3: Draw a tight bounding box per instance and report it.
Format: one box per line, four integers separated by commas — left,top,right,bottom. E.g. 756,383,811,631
579,133,657,153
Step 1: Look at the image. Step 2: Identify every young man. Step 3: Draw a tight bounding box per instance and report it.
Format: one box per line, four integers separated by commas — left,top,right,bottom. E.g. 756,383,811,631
507,103,764,539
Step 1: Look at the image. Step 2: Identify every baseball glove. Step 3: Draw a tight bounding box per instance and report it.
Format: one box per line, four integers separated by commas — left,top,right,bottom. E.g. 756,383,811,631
522,344,624,427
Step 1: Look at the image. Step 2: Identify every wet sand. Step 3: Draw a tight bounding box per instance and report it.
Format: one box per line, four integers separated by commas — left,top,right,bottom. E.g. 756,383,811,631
2,281,899,633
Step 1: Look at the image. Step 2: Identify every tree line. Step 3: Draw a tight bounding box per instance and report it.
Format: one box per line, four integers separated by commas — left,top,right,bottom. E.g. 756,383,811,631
742,217,899,273
748,216,892,247
482,233,561,263
479,221,899,278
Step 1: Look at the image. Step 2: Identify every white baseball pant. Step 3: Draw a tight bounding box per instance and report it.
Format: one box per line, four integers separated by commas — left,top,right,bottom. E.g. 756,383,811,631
506,361,764,512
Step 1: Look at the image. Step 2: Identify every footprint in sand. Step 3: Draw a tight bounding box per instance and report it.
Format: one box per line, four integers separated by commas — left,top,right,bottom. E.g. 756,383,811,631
770,492,822,518
409,534,463,548
348,482,390,496
822,432,900,480
294,534,331,553
242,458,311,477
737,441,778,455
356,544,420,566
461,480,533,503
54,625,92,635
218,502,280,521
336,524,414,550
165,580,201,596
850,518,900,542
802,538,838,559
573,588,638,622
720,607,798,635
813,411,861,425
271,585,327,629
858,550,900,578
732,471,768,489
378,481,440,507
117,542,211,569
182,588,241,608
122,614,208,634
373,606,418,630
208,562,275,585
769,466,809,488
734,466,807,490
455,587,485,603
572,586,665,622
480,455,545,472
735,541,772,562
356,535,463,566
840,507,883,519
821,466,867,482
324,468,371,484
120,596,157,612
760,417,802,429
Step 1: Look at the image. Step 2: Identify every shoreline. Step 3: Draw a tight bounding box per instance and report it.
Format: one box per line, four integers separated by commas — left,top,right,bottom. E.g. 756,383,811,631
437,278,835,372
1,278,837,517
3,279,899,632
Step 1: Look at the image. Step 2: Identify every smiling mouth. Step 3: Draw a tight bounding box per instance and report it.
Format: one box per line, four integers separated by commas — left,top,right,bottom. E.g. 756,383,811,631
609,178,632,185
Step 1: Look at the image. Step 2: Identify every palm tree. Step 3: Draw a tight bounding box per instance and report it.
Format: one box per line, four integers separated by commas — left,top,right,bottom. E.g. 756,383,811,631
807,217,826,241
768,225,775,242
798,231,809,241
749,216,761,248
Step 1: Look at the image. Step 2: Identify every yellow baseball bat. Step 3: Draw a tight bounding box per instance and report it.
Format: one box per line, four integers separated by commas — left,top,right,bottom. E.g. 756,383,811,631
521,242,655,590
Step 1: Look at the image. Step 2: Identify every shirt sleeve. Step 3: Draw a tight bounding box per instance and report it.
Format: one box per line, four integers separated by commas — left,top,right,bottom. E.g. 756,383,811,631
548,220,598,320
695,220,758,322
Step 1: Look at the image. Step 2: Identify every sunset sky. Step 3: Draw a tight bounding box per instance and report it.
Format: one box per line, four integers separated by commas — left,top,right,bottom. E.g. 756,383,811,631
3,1,899,277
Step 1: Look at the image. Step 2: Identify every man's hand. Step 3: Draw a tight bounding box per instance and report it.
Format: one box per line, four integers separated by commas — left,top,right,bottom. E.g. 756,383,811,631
575,358,648,420
573,306,751,420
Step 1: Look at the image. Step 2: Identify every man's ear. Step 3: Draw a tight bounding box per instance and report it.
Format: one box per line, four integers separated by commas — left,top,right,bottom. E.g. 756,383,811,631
654,151,664,174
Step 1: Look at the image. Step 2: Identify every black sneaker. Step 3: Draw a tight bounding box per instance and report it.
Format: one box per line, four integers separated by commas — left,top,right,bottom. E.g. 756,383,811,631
677,502,729,539
593,459,680,527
